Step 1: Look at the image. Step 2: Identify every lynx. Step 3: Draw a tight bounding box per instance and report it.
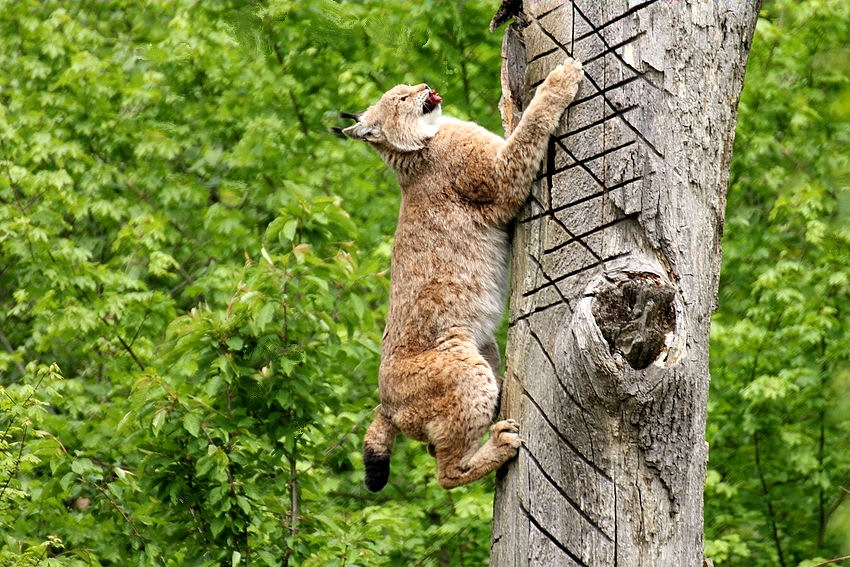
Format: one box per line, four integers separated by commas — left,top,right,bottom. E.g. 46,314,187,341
340,58,584,490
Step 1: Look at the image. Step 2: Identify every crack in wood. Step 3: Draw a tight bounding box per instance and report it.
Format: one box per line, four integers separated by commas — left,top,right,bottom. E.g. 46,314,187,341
523,321,608,472
520,386,612,482
544,213,639,255
546,137,556,192
529,45,560,65
527,191,549,216
522,253,629,298
569,76,642,107
571,0,659,46
527,253,571,308
536,1,567,22
581,30,648,67
613,481,619,567
526,323,591,416
536,140,636,182
520,176,642,224
508,299,565,327
519,498,592,567
527,8,663,157
543,208,604,262
521,443,614,542
569,0,663,91
555,104,638,140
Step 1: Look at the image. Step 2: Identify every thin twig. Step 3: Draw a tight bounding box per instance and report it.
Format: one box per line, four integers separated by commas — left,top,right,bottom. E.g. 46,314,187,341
0,424,27,500
96,483,146,549
810,555,850,567
100,316,145,371
289,440,298,537
288,90,309,138
753,430,787,567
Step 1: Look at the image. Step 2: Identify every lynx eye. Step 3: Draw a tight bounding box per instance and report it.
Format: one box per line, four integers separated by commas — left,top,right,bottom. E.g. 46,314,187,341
400,96,408,101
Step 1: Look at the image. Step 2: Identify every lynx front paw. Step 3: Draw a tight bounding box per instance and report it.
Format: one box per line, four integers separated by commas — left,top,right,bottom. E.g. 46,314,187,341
552,57,584,80
542,57,584,100
491,419,521,450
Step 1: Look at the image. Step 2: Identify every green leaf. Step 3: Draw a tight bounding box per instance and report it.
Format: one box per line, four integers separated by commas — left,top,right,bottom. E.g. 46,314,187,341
70,458,94,475
182,412,201,437
282,219,298,241
254,302,276,332
151,408,167,435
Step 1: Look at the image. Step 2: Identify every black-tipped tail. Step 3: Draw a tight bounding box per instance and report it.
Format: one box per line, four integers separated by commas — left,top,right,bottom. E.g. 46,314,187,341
364,447,391,492
363,412,397,492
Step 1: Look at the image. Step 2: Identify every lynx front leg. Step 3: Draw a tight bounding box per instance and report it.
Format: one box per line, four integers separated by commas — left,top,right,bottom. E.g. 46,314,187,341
435,419,521,489
493,58,584,216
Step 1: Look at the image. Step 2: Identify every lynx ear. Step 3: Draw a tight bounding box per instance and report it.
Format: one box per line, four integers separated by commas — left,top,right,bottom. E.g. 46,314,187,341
332,111,365,138
341,121,383,143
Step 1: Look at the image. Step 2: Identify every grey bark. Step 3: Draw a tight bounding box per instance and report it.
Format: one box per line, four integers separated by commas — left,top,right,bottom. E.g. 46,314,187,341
491,2,760,566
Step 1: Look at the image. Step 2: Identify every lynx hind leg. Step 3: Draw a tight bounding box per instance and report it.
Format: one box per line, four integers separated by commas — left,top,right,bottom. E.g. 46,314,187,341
435,417,520,490
424,353,520,489
479,338,501,377
478,339,509,419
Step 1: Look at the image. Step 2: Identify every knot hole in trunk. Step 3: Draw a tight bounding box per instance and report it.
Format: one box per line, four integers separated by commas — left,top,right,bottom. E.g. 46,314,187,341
591,272,677,370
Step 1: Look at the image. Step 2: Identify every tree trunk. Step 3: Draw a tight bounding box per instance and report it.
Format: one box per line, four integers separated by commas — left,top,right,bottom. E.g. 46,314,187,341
491,2,760,566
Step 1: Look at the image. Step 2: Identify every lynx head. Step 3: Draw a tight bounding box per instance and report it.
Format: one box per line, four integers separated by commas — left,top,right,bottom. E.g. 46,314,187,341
341,83,442,153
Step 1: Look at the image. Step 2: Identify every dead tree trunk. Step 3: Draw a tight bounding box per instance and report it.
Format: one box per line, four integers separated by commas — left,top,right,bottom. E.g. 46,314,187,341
490,2,760,566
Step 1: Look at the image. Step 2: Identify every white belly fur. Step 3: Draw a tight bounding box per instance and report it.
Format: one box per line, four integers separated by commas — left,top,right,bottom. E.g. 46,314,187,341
470,225,509,350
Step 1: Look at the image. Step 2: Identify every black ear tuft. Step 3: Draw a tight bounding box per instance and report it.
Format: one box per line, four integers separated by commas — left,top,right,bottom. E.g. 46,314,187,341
330,126,346,138
363,447,390,492
340,111,362,122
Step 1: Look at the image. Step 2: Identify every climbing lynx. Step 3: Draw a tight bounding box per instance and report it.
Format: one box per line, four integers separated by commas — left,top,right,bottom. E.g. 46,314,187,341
341,58,584,491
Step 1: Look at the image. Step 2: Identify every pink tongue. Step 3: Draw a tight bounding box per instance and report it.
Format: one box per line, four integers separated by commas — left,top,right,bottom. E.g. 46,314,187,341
428,91,442,106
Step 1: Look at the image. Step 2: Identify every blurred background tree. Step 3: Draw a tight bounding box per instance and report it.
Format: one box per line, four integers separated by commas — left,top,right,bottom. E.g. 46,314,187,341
706,2,850,566
0,2,847,566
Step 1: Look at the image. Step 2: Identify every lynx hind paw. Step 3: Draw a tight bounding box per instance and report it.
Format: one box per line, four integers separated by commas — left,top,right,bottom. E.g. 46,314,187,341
491,419,521,449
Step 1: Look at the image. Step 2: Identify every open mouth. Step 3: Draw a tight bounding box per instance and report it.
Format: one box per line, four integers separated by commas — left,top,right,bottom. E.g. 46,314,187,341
423,89,442,114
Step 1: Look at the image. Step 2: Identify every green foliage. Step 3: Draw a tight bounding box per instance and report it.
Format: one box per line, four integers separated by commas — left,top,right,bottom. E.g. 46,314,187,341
2,2,847,566
0,2,501,565
707,3,850,566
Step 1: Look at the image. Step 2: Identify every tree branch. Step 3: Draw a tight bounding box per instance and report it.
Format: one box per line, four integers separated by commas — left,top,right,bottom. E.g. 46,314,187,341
289,440,298,537
753,431,786,567
99,316,145,372
811,556,850,567
0,424,27,501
